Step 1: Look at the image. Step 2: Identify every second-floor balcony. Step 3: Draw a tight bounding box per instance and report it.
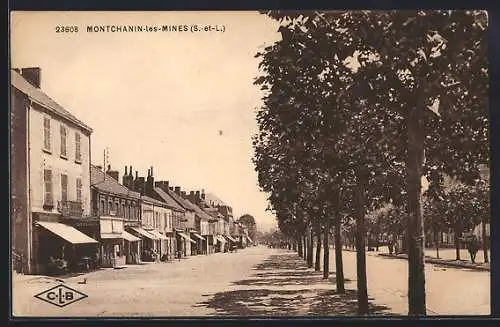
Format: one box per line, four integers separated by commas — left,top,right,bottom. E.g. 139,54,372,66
57,200,83,218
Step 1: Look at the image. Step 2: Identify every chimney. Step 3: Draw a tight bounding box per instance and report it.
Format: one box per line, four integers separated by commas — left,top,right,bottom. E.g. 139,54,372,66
134,176,146,195
181,191,187,198
194,191,201,205
145,169,154,196
106,170,119,181
155,180,170,192
174,186,181,196
201,189,206,200
169,187,174,191
135,171,138,179
14,67,41,88
123,165,133,189
150,166,154,177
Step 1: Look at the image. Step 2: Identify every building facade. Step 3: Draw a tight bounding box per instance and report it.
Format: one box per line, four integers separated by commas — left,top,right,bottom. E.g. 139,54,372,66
91,165,142,267
11,68,99,274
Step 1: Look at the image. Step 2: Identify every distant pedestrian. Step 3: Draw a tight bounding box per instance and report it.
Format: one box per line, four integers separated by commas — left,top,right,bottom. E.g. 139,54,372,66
467,236,480,264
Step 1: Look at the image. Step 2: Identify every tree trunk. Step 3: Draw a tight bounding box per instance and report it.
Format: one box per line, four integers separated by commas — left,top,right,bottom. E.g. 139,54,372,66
297,235,303,257
406,107,427,315
303,235,307,260
315,224,322,271
482,220,489,263
435,228,440,259
307,227,314,268
323,219,330,279
333,188,345,293
454,223,461,261
355,170,369,315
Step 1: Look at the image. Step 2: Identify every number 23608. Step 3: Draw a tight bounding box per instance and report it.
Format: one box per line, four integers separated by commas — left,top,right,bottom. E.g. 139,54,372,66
55,26,79,33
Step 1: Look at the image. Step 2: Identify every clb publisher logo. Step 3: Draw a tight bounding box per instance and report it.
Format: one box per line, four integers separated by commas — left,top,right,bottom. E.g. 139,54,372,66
34,284,88,308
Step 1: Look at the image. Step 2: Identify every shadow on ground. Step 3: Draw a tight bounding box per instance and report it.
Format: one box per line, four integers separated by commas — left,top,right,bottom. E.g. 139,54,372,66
195,252,392,316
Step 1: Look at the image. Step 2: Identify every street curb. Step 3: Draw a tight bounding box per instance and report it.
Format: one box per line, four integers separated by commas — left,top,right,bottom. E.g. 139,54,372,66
378,253,490,271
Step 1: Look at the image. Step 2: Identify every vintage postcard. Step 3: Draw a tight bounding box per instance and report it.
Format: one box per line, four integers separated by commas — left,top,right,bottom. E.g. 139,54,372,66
10,10,490,317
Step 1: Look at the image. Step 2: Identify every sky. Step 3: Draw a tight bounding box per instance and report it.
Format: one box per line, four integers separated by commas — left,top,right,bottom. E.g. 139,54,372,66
11,11,282,232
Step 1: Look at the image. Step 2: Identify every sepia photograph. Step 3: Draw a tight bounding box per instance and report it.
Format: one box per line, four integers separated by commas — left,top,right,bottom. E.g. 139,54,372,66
10,10,490,317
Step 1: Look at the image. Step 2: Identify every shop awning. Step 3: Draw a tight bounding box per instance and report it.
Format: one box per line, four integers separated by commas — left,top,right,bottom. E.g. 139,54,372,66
246,236,253,243
192,233,205,241
148,230,168,240
101,233,123,239
225,235,237,242
216,235,226,243
129,227,157,240
122,230,141,242
37,221,99,244
179,232,197,244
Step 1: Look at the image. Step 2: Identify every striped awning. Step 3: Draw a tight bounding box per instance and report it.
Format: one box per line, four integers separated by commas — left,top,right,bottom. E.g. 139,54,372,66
225,235,237,242
129,227,157,240
37,221,99,244
192,233,205,241
148,230,168,240
178,232,196,244
122,230,141,242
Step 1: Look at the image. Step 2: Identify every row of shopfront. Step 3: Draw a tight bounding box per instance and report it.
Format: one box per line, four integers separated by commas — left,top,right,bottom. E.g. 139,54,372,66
32,213,252,276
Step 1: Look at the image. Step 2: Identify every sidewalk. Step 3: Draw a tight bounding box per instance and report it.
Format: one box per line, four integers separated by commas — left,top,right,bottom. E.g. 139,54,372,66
377,252,490,271
342,247,490,271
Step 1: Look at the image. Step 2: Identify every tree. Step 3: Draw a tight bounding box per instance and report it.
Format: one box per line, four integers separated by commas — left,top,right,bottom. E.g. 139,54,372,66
239,214,257,241
254,10,487,316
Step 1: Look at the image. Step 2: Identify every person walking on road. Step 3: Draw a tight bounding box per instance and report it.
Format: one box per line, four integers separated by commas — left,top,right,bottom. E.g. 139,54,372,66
467,236,480,263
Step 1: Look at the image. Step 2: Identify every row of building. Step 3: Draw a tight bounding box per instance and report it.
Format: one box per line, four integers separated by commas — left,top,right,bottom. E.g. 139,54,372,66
11,67,254,275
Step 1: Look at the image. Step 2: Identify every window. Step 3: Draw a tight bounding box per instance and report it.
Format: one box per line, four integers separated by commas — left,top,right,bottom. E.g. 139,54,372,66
122,204,126,218
100,200,105,215
43,169,53,206
75,133,81,162
108,201,113,214
76,178,82,203
43,117,51,151
61,174,68,202
60,125,67,157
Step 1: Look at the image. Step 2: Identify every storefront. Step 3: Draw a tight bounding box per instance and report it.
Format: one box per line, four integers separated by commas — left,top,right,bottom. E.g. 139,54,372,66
216,235,226,253
146,230,169,261
122,230,141,264
100,217,126,268
225,235,237,251
191,232,206,255
35,220,99,275
129,227,158,262
177,231,196,257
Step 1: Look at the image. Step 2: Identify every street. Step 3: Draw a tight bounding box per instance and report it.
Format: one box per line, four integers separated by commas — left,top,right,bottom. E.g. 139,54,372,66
12,246,490,317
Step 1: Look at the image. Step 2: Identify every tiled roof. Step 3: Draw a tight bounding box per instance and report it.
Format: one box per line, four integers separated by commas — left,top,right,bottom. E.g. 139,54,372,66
90,165,140,199
167,190,196,212
154,188,186,212
182,198,213,221
141,195,169,207
11,69,92,133
204,193,227,206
